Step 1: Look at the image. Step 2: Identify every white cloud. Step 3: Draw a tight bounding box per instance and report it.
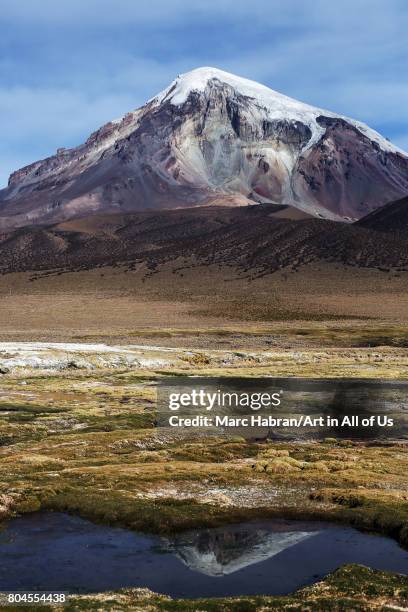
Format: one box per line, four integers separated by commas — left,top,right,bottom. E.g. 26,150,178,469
0,0,406,34
0,87,138,186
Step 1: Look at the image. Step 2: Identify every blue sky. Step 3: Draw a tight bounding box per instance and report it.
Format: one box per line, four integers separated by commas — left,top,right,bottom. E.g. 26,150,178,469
0,0,407,187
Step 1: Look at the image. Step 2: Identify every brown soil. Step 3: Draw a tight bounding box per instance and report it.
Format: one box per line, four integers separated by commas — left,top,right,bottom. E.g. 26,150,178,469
0,260,407,345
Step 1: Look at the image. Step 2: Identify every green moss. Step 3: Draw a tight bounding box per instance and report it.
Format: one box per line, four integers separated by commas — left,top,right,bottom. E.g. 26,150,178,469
40,492,248,534
62,565,408,610
78,412,155,432
169,440,260,462
1,369,407,610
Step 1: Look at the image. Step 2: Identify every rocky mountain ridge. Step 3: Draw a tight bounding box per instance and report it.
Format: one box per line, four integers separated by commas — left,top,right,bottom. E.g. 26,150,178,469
0,67,407,229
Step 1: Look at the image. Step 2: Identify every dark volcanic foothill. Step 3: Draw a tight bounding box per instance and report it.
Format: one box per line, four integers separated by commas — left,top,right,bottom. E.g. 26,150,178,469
0,205,407,277
357,196,408,233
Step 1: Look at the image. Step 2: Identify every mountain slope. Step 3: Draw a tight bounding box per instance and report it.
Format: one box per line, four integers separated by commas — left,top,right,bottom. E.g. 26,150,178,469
1,67,407,229
1,206,407,276
358,196,408,232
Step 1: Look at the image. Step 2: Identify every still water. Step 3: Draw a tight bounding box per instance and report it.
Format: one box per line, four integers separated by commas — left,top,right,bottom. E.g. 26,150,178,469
0,512,407,597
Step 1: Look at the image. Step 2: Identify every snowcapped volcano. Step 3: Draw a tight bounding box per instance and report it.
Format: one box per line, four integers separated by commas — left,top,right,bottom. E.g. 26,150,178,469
154,67,403,156
1,66,407,229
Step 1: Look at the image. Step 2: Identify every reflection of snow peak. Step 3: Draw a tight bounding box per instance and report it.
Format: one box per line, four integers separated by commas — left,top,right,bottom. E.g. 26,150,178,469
169,529,319,577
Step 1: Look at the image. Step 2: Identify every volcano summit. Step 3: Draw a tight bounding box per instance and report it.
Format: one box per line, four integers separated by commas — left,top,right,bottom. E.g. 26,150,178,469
1,67,407,229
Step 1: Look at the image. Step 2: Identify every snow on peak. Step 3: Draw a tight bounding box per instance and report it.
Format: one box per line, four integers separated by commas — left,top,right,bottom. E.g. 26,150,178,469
154,66,319,112
152,67,406,156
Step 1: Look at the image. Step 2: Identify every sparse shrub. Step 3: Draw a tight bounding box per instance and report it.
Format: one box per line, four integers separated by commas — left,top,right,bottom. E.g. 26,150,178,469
265,459,301,473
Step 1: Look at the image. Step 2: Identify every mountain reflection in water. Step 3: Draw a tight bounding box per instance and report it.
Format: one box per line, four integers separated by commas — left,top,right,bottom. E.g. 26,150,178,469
165,524,319,576
0,513,407,597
